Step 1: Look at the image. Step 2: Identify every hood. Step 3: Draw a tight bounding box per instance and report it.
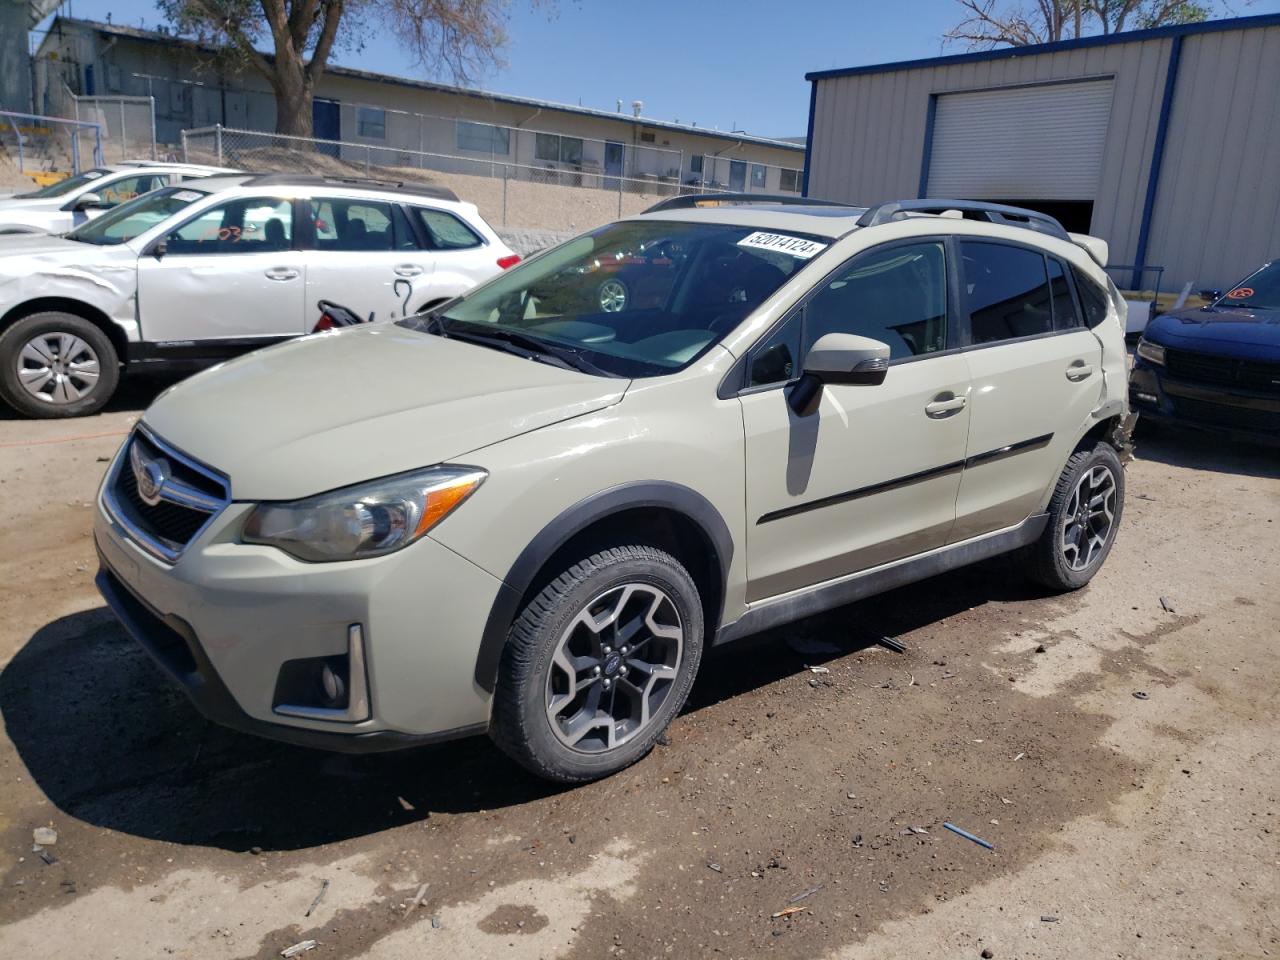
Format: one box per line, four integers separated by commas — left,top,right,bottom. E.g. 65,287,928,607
142,323,630,500
0,196,62,213
1144,303,1280,360
0,233,87,259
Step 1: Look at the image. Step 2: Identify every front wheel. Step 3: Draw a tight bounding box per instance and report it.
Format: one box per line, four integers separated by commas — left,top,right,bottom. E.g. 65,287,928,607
490,545,704,783
1025,441,1125,590
0,312,119,418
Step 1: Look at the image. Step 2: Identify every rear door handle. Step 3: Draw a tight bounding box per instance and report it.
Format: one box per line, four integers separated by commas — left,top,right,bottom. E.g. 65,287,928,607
1066,360,1095,381
394,264,424,277
264,267,299,281
925,395,967,418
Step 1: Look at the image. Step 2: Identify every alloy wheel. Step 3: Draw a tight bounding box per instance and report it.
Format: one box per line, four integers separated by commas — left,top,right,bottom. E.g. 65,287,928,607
544,582,683,753
17,332,102,405
598,279,628,313
1061,463,1117,570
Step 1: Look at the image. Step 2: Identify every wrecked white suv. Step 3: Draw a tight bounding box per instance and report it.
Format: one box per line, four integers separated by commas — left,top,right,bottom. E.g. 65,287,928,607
94,196,1133,783
0,173,517,417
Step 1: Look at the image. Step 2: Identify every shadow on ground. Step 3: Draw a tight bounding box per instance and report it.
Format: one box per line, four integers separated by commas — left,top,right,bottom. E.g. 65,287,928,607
1132,422,1280,480
0,556,1045,853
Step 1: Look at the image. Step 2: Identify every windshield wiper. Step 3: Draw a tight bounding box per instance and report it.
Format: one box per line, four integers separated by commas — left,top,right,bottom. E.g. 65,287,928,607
438,324,615,377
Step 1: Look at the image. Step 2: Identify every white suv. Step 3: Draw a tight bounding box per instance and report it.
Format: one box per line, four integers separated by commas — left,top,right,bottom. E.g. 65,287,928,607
0,173,517,417
93,196,1133,783
0,161,232,235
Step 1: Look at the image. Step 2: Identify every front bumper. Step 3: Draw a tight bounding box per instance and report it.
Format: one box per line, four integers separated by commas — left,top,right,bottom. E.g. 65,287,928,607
1129,359,1280,446
94,488,505,751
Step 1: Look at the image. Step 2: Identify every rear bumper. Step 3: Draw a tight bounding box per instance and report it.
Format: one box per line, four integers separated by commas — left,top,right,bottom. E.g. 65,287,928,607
95,556,485,753
1129,361,1280,447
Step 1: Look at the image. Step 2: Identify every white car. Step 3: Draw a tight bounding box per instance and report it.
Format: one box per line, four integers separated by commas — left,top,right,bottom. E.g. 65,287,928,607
0,161,233,235
0,173,518,417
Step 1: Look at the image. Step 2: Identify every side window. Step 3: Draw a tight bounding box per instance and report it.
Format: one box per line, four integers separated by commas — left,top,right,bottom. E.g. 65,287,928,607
961,241,1053,345
1072,266,1110,327
413,207,483,250
167,197,292,254
1048,258,1082,330
98,174,160,206
309,197,396,251
748,314,802,387
803,241,948,361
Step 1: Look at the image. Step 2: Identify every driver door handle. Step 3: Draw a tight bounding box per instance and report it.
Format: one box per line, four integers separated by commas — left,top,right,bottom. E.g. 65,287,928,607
925,395,967,418
264,266,299,281
394,264,424,277
1066,360,1095,381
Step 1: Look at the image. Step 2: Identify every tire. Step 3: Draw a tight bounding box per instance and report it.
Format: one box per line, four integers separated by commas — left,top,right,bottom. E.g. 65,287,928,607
1025,441,1125,591
597,278,629,313
490,545,704,783
0,312,120,418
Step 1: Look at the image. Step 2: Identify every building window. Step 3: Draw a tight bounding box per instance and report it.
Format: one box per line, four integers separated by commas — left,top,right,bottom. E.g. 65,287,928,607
357,106,386,140
535,133,584,165
639,131,656,143
779,168,801,193
750,164,767,189
690,154,704,175
455,120,510,155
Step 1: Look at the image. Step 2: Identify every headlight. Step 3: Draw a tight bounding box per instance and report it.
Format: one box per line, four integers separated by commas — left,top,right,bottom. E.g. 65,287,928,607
1135,339,1166,366
242,465,486,562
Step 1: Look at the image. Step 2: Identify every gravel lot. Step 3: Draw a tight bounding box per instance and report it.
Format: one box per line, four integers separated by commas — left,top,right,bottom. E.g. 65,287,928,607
0,381,1276,960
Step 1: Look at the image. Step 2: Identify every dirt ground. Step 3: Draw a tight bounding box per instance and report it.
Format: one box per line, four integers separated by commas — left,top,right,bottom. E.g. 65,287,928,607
0,380,1277,960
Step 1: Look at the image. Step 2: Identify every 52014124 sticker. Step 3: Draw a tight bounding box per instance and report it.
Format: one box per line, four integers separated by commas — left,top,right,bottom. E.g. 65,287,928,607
737,232,828,260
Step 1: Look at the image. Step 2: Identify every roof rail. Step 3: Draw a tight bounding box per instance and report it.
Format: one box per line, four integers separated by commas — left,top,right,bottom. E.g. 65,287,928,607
644,192,857,214
857,200,1070,241
246,173,459,202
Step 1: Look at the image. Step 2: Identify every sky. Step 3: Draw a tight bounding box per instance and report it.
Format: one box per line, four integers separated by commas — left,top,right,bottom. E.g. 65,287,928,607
32,0,1280,138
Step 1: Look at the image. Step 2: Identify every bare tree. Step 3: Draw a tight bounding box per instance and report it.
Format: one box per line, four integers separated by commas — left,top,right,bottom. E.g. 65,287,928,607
157,0,528,137
945,0,1214,48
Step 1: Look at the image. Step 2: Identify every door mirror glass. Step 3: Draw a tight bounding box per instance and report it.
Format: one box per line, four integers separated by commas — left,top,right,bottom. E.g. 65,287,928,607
74,191,105,211
803,332,890,386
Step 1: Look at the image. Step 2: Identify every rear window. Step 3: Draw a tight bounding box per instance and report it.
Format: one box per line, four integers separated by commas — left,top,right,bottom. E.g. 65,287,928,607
412,207,483,250
1048,258,1083,330
1072,266,1110,327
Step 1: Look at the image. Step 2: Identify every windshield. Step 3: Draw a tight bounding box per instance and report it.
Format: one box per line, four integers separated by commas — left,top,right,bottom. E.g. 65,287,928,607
66,186,209,246
404,220,827,377
13,168,109,199
1219,261,1280,311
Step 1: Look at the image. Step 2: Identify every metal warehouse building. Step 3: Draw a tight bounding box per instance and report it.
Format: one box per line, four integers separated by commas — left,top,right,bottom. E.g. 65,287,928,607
802,13,1280,292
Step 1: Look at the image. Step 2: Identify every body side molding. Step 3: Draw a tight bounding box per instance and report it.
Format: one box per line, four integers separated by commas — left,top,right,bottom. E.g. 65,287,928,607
718,512,1049,645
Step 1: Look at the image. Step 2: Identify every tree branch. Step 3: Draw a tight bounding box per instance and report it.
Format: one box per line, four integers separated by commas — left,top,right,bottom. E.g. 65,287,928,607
304,0,344,81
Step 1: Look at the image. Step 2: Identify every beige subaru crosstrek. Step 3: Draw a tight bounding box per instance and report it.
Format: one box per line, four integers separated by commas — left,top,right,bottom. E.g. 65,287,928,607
94,196,1133,783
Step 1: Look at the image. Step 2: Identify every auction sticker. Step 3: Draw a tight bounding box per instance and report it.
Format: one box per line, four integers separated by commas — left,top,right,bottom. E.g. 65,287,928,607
737,231,828,259
1227,287,1254,299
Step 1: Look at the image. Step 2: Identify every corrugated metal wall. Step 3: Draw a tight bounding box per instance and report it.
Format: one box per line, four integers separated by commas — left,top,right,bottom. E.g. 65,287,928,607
1146,25,1280,290
808,39,1172,281
808,25,1280,289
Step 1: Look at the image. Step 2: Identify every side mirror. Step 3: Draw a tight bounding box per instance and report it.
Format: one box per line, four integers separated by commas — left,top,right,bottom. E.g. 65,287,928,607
150,240,168,260
1198,288,1222,302
803,333,891,385
74,192,105,211
788,333,891,415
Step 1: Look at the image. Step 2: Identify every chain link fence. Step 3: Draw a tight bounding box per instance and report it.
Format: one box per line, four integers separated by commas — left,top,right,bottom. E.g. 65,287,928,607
46,83,158,163
181,125,778,233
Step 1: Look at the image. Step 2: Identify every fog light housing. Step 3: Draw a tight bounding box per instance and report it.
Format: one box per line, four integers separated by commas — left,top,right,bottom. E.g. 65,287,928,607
273,624,370,723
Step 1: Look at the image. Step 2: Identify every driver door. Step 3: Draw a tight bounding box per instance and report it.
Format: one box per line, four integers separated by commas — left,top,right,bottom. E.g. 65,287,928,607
741,239,971,602
136,195,306,342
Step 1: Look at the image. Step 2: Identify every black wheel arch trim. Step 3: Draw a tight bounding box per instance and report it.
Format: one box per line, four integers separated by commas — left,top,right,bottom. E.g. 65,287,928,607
473,481,735,693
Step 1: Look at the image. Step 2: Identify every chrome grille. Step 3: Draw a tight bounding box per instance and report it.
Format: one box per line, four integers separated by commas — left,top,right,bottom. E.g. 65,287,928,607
104,429,230,563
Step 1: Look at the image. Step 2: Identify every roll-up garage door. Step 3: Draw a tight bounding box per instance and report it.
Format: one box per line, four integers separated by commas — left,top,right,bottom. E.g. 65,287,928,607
926,80,1114,201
